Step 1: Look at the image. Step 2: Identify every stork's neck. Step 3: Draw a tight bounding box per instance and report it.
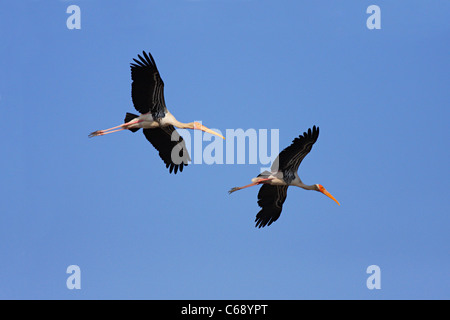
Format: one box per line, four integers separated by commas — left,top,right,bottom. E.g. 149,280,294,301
300,183,318,191
292,178,318,191
177,121,195,129
161,112,193,129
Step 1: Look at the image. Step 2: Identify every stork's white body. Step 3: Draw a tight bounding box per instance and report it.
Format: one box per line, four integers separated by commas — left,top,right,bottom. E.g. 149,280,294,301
128,111,178,130
251,171,310,189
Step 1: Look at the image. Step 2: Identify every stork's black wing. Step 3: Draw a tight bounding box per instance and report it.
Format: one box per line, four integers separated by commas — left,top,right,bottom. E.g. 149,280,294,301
142,126,190,174
130,51,167,119
271,126,319,182
255,185,289,228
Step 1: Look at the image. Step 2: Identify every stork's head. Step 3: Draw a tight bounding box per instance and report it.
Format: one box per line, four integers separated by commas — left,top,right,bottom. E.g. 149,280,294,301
316,184,340,206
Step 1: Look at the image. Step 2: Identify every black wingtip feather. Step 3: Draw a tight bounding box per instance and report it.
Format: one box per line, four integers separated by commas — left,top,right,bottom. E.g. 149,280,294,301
142,51,152,65
255,208,280,228
132,58,145,67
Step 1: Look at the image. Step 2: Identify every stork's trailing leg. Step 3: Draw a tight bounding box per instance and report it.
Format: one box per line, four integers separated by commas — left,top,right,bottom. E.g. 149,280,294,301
228,178,272,194
89,119,142,138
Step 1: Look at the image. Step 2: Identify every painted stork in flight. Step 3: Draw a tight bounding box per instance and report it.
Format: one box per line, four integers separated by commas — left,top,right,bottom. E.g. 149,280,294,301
229,126,340,228
89,51,224,174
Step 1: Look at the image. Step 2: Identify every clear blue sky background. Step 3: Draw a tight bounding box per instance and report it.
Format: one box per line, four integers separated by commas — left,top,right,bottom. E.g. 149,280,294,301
0,0,449,299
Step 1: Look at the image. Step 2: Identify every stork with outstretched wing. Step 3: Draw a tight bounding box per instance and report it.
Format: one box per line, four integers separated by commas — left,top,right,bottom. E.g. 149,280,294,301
89,51,224,174
229,126,340,228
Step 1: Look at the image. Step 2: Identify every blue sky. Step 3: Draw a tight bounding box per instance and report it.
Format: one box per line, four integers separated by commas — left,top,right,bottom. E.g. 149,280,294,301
0,0,449,299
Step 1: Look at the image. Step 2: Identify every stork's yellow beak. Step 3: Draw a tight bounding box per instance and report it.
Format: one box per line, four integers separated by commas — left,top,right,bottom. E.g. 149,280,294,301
194,122,225,140
318,185,340,206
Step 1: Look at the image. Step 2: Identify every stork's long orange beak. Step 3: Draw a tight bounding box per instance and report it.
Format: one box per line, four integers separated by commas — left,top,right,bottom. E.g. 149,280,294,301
195,122,225,139
319,185,340,206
